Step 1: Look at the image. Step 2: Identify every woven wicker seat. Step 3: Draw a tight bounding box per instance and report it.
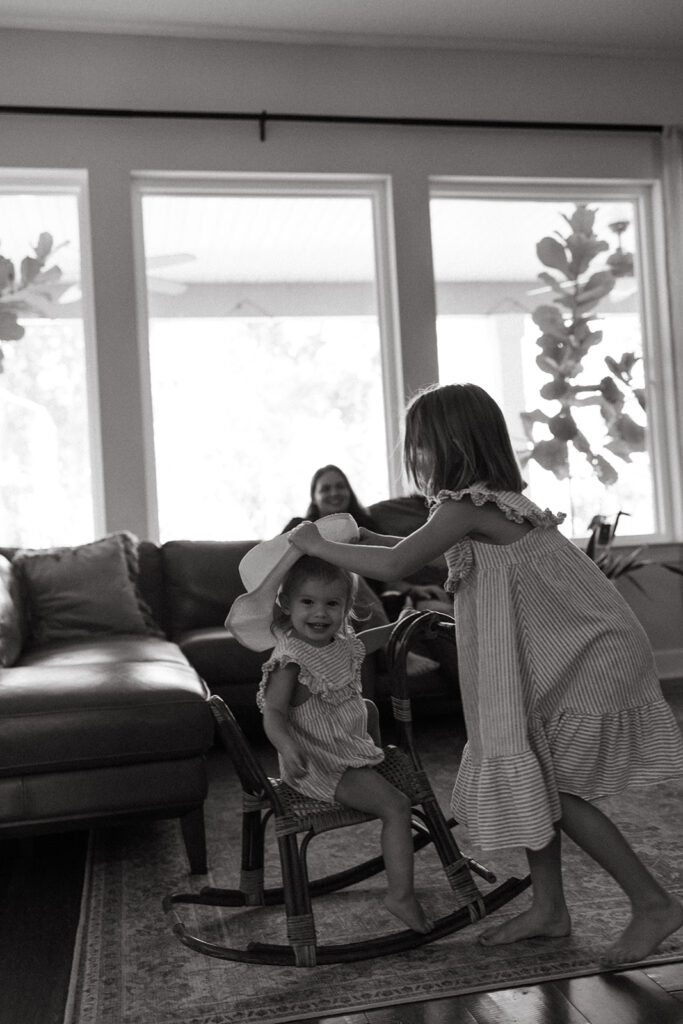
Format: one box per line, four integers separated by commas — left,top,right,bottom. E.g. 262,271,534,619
164,610,530,966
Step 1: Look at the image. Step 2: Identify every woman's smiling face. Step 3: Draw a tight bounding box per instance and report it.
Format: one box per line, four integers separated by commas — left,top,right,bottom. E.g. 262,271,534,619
312,469,351,517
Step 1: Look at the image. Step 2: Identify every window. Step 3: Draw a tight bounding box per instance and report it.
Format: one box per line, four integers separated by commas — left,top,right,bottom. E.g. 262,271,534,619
135,179,397,541
0,175,99,547
430,186,663,539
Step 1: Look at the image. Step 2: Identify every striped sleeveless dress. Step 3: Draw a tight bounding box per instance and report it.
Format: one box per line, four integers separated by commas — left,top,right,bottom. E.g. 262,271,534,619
432,485,683,853
257,629,383,802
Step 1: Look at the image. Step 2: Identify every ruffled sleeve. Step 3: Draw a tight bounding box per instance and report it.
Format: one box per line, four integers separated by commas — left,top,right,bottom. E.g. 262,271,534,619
256,631,362,712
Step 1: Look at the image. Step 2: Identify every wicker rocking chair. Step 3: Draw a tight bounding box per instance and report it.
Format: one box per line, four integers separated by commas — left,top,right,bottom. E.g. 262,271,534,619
163,610,530,966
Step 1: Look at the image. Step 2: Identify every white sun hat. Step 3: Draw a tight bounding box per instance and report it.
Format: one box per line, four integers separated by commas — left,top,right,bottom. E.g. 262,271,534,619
225,513,359,651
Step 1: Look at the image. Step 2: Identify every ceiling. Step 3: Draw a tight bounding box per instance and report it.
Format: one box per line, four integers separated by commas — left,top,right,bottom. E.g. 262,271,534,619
1,0,683,56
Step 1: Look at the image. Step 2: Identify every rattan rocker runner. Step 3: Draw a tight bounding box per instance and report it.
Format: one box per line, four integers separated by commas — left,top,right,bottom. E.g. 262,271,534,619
163,610,530,966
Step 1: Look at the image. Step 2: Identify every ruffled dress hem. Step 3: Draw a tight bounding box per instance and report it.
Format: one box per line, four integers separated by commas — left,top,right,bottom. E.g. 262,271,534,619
453,698,683,852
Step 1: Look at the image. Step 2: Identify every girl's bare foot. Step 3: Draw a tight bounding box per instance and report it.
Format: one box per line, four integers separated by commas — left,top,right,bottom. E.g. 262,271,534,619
479,905,571,946
602,898,683,966
384,894,434,934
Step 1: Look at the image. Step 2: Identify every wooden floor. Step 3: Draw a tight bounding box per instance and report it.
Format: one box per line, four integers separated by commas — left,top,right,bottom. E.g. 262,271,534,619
2,684,682,1024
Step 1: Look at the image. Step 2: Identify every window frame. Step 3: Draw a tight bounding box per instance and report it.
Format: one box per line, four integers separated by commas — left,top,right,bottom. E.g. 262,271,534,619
0,167,104,542
428,176,681,544
130,172,404,542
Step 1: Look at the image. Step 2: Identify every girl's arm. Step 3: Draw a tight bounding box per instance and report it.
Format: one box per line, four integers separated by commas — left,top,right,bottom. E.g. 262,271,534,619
261,663,308,779
358,527,402,547
289,499,478,581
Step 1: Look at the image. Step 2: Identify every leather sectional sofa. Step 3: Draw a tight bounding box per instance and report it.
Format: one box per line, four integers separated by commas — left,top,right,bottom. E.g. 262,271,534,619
0,497,452,874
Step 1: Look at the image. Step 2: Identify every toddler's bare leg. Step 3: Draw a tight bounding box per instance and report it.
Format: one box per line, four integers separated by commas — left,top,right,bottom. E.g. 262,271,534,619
335,767,433,934
479,827,571,945
559,791,683,964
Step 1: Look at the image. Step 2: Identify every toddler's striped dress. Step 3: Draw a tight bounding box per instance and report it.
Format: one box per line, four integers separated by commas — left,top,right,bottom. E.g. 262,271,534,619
258,629,383,802
432,486,683,853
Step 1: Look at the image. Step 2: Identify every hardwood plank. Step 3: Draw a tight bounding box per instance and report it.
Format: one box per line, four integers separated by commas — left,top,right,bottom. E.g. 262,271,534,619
557,969,683,1024
363,996,478,1023
483,983,590,1023
313,1014,370,1024
0,831,87,1024
645,960,683,994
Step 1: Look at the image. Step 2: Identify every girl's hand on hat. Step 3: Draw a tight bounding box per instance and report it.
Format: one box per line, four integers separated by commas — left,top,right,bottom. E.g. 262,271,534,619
288,521,324,555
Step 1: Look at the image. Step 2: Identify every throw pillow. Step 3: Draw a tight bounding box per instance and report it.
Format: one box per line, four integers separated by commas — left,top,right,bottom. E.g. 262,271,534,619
14,532,163,645
0,554,24,666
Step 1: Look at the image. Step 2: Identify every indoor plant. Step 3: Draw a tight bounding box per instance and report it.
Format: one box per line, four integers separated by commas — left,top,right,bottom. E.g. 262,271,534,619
519,204,644,487
0,231,64,372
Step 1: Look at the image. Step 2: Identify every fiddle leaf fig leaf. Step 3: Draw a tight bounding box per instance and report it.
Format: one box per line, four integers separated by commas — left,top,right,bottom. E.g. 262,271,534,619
0,309,25,341
576,270,615,309
536,236,570,275
538,271,570,297
536,354,561,374
549,412,578,441
612,413,646,453
532,304,569,338
33,232,54,261
589,454,619,486
565,204,597,235
0,255,15,292
531,438,570,478
20,255,43,287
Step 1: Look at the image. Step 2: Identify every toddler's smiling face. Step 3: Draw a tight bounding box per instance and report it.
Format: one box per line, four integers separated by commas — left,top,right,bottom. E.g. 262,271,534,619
281,577,348,646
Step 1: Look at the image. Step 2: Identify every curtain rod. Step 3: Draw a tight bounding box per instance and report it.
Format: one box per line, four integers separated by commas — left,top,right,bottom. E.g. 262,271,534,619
0,104,663,142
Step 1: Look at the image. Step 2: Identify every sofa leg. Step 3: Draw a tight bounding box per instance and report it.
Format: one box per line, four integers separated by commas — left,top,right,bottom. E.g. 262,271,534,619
180,806,207,874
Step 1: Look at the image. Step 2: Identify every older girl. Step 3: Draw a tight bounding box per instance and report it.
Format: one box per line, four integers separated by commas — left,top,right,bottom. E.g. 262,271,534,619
289,382,683,966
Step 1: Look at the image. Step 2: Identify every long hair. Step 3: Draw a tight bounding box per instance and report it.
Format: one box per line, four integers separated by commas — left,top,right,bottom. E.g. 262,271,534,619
272,555,357,636
304,464,377,530
403,383,524,496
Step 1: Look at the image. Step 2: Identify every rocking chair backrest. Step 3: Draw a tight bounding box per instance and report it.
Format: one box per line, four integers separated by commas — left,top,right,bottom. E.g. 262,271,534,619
208,694,281,807
386,610,457,765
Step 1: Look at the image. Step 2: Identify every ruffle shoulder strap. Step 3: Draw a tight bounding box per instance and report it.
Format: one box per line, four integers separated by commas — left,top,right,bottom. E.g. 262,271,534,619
429,485,565,528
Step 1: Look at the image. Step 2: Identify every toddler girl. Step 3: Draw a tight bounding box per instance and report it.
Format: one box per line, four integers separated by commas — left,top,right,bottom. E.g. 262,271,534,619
258,553,433,934
289,382,683,966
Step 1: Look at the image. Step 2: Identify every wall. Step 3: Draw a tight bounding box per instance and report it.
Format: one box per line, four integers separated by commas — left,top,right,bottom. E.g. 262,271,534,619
1,28,683,124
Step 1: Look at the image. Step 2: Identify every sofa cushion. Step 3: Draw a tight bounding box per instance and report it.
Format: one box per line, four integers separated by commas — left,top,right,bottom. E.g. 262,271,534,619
162,540,258,637
0,650,212,776
177,627,269,690
368,496,448,586
14,532,163,646
16,634,191,668
368,495,430,536
0,555,23,667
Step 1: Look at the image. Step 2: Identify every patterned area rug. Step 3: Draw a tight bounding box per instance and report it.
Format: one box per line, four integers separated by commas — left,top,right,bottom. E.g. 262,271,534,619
65,721,683,1024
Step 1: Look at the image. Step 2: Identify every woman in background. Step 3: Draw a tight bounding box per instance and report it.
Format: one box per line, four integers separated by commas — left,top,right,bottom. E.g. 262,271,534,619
282,465,448,609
